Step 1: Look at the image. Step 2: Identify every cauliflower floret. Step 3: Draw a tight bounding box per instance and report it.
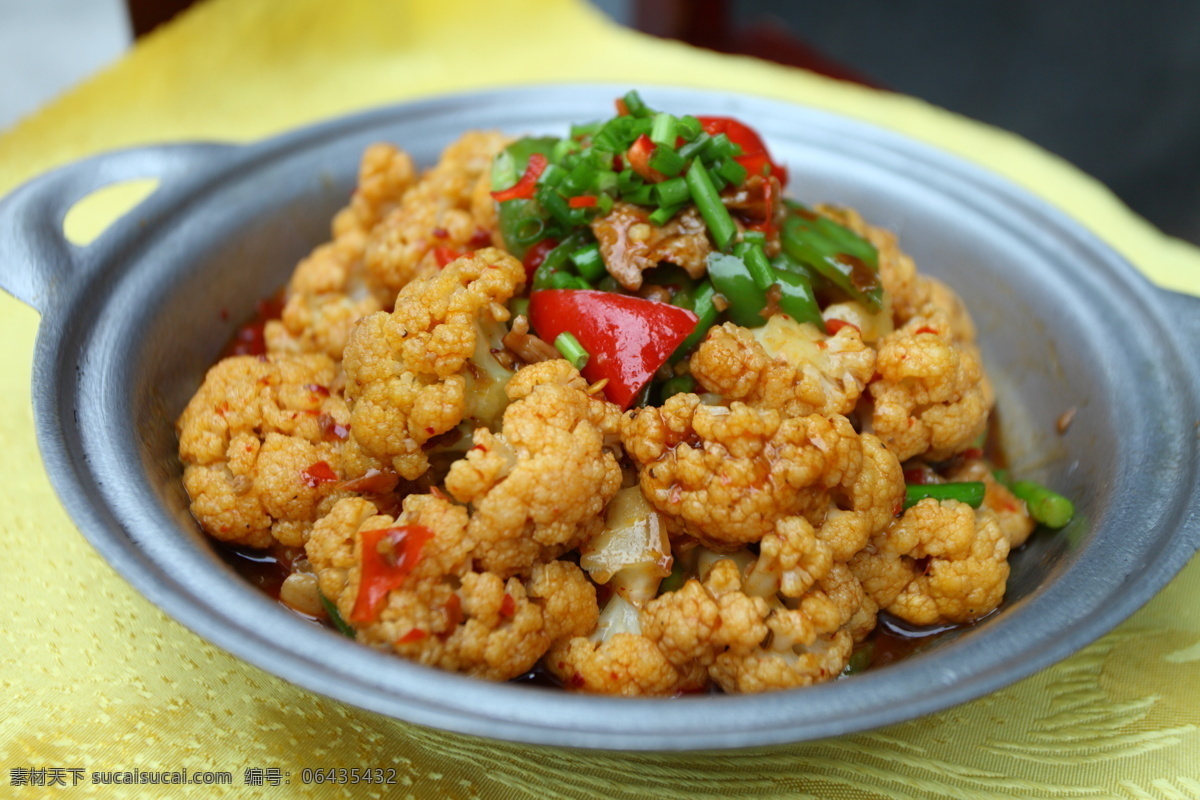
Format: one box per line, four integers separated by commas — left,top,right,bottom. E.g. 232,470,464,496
444,361,623,577
944,458,1036,548
622,394,860,548
546,593,707,696
306,494,596,681
849,498,1010,625
341,247,525,481
690,317,876,420
177,354,351,548
866,315,992,462
705,558,863,693
265,144,415,359
814,432,906,562
363,131,509,291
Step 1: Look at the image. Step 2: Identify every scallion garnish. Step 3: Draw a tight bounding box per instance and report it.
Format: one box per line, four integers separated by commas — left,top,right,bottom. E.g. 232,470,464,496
554,331,591,369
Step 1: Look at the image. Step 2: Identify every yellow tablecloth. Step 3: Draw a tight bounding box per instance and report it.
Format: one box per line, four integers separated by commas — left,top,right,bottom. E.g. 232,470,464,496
1,1,1198,796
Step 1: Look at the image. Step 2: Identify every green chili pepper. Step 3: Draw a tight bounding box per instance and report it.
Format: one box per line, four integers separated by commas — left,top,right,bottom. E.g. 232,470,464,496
706,252,767,328
781,204,882,311
772,269,825,330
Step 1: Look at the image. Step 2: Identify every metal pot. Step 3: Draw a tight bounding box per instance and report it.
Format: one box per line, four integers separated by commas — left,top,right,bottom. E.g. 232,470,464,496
3,85,1198,750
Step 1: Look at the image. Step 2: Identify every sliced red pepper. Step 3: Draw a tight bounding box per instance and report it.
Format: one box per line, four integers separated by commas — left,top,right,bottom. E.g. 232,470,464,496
825,319,860,336
397,628,428,644
568,195,598,209
697,116,788,187
301,461,338,488
499,593,516,618
351,525,436,623
626,134,666,183
433,246,468,268
528,289,699,409
491,152,548,202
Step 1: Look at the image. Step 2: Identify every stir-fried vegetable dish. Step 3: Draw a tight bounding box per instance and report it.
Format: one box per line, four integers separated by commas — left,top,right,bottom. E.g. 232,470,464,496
177,92,1073,695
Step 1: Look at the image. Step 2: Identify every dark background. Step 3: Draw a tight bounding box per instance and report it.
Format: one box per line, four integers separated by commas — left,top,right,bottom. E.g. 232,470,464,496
126,0,1200,245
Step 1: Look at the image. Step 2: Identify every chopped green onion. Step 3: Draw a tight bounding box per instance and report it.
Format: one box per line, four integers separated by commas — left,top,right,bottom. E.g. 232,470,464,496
622,90,651,118
319,593,355,638
649,203,685,226
508,297,530,320
649,145,686,177
670,279,719,361
686,161,738,252
903,482,986,510
538,162,568,187
660,374,696,400
623,184,655,206
570,120,602,140
650,112,678,147
570,242,607,282
706,252,767,328
678,114,703,141
1009,480,1075,529
554,331,590,369
713,157,748,186
742,230,767,246
594,193,615,215
654,176,690,208
677,132,711,161
772,269,825,330
705,132,741,161
733,242,776,292
592,170,619,196
617,169,643,193
550,272,591,290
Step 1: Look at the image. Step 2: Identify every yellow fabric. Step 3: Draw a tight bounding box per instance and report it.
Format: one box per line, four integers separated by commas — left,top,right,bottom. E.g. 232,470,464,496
0,0,1197,795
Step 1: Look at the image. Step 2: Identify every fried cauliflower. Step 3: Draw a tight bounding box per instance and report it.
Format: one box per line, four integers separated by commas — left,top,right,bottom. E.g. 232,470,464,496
690,316,876,419
621,394,860,548
867,315,992,462
363,131,509,291
444,360,624,577
180,101,1059,698
341,247,525,481
176,353,351,548
265,143,415,359
306,494,597,681
849,498,1010,625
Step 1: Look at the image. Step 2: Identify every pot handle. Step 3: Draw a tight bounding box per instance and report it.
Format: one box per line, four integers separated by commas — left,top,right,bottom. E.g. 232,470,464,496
0,143,236,314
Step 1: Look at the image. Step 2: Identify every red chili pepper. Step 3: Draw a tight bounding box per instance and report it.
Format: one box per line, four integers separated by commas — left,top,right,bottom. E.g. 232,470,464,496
433,246,467,268
499,593,516,618
397,628,428,644
528,289,699,409
351,525,436,623
467,227,493,248
825,319,860,336
521,238,559,283
697,116,788,187
301,461,338,488
626,134,666,183
491,152,548,202
568,195,598,209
